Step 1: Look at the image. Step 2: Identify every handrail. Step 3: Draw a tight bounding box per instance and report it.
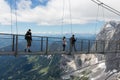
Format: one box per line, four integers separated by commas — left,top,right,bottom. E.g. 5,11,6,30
0,33,120,55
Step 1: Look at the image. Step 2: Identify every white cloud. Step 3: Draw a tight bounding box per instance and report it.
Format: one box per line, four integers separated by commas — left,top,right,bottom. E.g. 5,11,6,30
17,0,32,10
0,0,120,26
0,0,11,25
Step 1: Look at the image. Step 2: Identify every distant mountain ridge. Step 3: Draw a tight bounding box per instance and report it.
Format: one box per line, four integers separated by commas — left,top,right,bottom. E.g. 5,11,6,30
32,33,95,39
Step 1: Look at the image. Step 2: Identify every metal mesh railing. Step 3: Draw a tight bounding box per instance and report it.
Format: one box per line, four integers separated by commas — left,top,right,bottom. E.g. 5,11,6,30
0,33,120,55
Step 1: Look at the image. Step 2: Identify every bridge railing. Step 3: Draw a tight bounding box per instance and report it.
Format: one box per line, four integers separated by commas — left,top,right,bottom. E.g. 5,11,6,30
0,33,120,55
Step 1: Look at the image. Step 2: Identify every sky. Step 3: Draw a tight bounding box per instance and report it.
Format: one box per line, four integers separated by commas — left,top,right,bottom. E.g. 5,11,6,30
0,0,120,35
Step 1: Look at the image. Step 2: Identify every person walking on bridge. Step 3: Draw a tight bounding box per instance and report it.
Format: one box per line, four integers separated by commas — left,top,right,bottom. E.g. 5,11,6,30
62,36,67,51
70,34,76,52
24,29,32,52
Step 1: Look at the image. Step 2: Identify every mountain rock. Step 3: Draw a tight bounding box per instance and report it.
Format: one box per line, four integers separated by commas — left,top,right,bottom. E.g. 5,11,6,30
62,21,120,80
96,21,120,71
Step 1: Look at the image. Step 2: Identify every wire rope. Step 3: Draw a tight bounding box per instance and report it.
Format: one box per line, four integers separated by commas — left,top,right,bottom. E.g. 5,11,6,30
95,5,100,36
61,0,65,35
68,0,73,34
15,0,18,35
10,0,13,35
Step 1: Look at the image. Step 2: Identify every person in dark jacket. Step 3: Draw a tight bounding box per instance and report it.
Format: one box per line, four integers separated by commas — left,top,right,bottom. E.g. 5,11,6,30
70,34,76,52
62,36,67,51
25,29,32,52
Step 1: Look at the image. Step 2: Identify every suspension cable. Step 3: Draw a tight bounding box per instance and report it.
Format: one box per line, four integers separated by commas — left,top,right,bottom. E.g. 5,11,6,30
95,5,100,36
91,0,120,17
102,5,105,22
10,0,14,50
68,0,73,34
97,0,120,14
61,0,65,35
95,5,105,35
15,0,18,35
10,0,13,35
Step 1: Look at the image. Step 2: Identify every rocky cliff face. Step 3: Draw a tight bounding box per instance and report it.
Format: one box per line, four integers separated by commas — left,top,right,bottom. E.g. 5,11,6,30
96,21,120,71
62,21,120,80
60,54,98,72
60,54,98,79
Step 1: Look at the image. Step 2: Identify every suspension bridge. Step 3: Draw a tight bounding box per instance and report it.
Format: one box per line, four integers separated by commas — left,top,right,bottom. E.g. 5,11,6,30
0,0,120,80
0,0,118,56
0,33,120,56
0,0,119,57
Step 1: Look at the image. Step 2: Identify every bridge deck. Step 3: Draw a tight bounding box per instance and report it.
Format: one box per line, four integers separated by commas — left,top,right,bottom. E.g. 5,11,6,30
0,51,93,55
0,50,120,56
0,33,120,56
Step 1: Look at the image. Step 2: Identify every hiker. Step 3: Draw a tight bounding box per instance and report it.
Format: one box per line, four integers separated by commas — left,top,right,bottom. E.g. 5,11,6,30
63,36,67,51
24,29,32,52
70,34,76,52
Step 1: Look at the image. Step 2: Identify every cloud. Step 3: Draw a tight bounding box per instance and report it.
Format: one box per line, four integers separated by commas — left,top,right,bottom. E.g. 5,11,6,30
0,0,120,26
0,0,11,25
17,0,32,10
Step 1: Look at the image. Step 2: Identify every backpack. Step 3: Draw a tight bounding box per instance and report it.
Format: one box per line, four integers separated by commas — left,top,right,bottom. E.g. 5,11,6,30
71,37,76,44
25,34,27,40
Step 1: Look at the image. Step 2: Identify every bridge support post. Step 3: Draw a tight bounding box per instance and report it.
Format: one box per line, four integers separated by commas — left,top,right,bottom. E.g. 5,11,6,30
46,37,48,54
115,40,118,53
69,40,72,55
15,35,18,56
103,40,105,54
12,35,15,51
80,40,83,52
88,40,90,53
95,40,97,52
41,37,43,51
